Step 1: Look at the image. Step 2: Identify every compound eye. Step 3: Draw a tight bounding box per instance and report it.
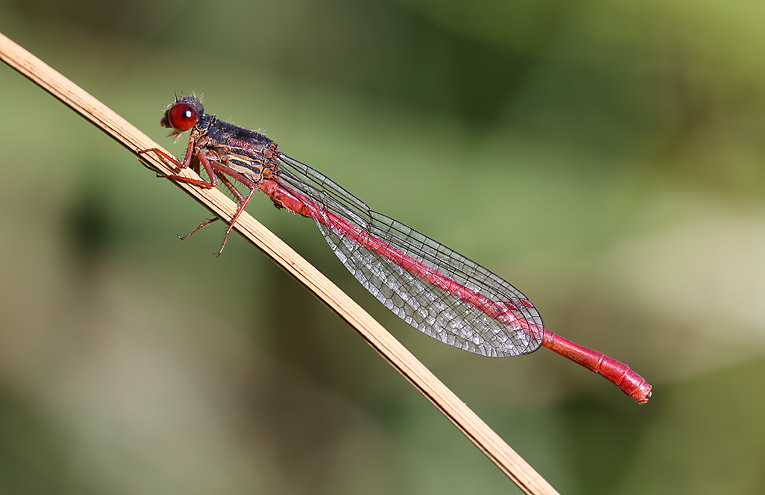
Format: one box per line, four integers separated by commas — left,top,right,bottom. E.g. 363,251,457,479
164,103,198,131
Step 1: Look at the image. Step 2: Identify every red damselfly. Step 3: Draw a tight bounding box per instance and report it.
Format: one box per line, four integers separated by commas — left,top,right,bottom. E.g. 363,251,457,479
140,96,652,403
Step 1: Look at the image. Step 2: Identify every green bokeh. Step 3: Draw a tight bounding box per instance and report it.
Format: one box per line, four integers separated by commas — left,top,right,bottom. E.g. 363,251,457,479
2,1,764,493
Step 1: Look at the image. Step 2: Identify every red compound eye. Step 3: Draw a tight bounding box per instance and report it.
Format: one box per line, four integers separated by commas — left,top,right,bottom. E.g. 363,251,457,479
163,103,198,131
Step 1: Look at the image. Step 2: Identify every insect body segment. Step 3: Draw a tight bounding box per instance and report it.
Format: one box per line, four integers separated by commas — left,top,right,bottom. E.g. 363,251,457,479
141,96,282,254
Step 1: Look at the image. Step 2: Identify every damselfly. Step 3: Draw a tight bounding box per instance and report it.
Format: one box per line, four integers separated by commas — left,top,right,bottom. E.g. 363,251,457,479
140,96,652,403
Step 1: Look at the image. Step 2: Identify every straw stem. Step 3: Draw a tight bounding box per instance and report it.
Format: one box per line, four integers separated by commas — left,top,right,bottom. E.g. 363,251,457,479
0,31,558,495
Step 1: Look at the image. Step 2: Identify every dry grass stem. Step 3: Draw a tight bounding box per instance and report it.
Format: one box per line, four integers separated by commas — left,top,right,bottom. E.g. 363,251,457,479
0,31,559,494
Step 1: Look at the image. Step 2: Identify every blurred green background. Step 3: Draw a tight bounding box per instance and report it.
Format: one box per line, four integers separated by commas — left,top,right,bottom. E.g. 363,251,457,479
2,1,764,493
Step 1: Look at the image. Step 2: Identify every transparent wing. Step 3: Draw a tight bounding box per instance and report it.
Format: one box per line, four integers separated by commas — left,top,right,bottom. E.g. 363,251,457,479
275,153,544,357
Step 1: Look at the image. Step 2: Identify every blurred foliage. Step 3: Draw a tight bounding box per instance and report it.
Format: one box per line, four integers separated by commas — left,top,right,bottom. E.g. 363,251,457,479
1,0,765,493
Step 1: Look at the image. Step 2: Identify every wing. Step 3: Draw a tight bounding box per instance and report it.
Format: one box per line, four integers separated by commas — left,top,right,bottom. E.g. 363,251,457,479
274,153,544,357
